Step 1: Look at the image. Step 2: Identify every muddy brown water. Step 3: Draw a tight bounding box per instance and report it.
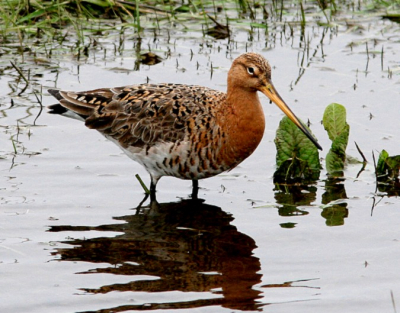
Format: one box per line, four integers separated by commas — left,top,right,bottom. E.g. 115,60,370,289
1,14,400,313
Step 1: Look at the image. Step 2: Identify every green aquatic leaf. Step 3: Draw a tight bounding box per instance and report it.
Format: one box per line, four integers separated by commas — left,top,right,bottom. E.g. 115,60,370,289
376,149,389,176
323,103,350,175
325,123,349,175
376,150,400,181
273,157,320,182
274,116,320,183
275,116,320,169
386,156,400,172
323,103,348,142
330,123,349,154
325,150,343,176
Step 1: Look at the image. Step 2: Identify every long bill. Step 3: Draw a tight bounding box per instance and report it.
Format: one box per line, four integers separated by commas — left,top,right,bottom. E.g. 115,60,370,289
260,81,322,151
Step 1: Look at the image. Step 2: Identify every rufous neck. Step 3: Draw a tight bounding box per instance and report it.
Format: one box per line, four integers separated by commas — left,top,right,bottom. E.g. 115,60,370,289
219,86,265,167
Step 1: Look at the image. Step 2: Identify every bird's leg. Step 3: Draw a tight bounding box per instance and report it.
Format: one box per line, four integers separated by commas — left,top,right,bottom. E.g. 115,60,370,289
150,181,157,201
191,180,199,199
150,176,160,202
150,181,156,193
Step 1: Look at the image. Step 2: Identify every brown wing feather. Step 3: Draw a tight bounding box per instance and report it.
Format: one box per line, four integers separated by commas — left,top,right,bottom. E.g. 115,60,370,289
50,84,225,149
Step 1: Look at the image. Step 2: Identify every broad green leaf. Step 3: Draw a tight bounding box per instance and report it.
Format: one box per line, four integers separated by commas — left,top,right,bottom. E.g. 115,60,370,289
275,116,320,169
325,150,344,176
274,116,320,183
325,123,349,175
273,157,320,182
323,103,348,142
330,123,349,154
323,103,350,175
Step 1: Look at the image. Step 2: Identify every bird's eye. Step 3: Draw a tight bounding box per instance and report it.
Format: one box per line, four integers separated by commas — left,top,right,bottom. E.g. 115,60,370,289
247,67,255,75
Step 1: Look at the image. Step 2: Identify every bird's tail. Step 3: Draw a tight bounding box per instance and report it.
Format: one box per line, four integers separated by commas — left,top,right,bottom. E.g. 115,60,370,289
48,89,69,115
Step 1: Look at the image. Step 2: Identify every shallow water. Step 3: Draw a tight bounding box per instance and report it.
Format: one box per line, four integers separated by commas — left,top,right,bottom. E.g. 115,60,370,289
1,10,400,313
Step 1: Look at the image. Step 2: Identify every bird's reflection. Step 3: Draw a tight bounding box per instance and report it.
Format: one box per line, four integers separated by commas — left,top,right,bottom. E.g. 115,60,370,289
49,197,262,312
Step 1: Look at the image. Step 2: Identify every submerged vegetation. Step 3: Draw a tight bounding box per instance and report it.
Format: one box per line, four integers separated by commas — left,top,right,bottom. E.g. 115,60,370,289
1,0,399,72
1,0,400,40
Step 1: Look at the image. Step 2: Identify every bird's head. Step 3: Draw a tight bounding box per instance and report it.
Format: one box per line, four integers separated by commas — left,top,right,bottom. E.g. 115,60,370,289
228,52,322,150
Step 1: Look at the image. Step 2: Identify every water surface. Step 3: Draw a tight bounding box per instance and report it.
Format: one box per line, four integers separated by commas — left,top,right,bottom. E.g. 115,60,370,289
1,9,400,313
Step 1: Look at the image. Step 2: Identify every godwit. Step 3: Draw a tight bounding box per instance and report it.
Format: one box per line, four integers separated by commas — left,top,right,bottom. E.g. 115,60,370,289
48,52,321,198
